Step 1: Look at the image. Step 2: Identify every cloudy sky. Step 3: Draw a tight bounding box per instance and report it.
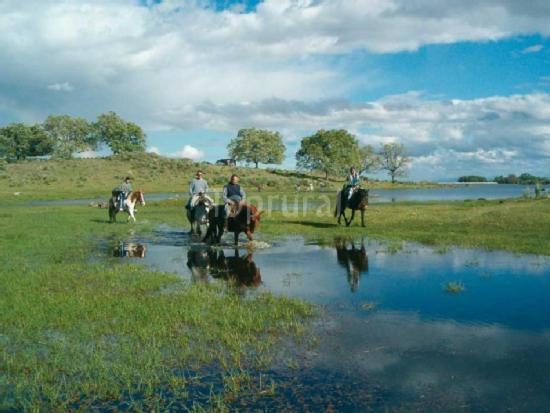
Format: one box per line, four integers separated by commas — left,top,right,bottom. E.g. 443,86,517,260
1,0,549,179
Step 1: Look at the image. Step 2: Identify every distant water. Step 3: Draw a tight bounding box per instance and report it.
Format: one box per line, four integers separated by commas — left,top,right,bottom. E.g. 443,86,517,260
28,184,550,207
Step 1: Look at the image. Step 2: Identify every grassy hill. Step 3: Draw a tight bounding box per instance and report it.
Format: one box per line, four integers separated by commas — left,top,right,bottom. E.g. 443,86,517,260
0,153,436,200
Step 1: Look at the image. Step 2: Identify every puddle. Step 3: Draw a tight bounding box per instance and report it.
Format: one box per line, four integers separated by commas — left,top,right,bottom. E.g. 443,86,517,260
99,227,550,411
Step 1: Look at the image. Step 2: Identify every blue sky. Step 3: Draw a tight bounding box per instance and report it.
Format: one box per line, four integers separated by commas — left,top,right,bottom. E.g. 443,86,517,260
1,0,549,180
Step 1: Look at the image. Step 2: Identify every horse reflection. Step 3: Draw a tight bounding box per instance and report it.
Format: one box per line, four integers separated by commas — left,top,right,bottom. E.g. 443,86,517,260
335,239,368,292
113,242,147,258
187,248,262,288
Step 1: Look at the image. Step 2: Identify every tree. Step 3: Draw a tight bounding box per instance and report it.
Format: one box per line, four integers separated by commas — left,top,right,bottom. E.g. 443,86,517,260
93,112,146,154
296,129,362,180
458,175,487,183
359,144,380,175
43,115,95,159
0,123,53,160
378,142,410,183
228,128,285,168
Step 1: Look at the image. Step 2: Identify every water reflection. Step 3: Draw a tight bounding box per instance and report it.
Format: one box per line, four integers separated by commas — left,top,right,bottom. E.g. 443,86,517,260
335,238,369,292
103,231,550,411
187,247,262,288
112,241,146,258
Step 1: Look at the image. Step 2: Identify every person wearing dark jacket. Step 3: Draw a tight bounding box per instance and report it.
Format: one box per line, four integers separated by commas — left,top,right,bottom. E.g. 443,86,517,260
223,174,246,217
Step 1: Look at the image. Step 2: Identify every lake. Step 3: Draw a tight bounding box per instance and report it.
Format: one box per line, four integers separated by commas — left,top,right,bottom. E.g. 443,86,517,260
29,184,550,208
101,229,550,411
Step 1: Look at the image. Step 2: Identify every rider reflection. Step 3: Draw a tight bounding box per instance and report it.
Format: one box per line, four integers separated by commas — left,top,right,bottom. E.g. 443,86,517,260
186,247,261,288
113,241,147,258
335,238,369,292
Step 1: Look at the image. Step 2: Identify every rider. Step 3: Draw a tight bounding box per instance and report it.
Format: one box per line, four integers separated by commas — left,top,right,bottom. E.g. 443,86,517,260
223,174,246,219
186,170,213,210
112,176,133,211
345,167,360,200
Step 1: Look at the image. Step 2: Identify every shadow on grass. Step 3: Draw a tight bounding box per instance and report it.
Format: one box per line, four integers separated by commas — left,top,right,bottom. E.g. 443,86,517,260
90,218,112,224
280,220,339,228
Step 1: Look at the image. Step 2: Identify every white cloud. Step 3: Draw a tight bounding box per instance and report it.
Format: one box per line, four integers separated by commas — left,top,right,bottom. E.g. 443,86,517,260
1,1,549,178
172,145,205,160
147,146,161,155
47,82,73,92
521,44,543,54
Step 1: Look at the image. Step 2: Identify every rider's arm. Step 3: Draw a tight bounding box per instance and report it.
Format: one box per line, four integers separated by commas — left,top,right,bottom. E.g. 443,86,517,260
204,181,209,194
240,187,246,200
222,185,229,203
189,181,195,196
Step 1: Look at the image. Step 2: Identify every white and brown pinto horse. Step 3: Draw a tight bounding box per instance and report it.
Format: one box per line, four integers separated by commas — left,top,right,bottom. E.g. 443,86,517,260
109,190,146,223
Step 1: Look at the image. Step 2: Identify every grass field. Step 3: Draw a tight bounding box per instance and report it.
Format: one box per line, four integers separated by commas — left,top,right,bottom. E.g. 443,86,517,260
2,157,549,410
0,154,440,200
0,205,314,411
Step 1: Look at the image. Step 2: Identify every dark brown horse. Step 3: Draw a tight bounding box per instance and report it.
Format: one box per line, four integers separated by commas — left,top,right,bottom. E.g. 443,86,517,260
335,188,369,227
205,203,262,245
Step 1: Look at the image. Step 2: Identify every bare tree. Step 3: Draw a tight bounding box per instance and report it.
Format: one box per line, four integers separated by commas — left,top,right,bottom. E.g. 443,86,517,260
379,143,410,183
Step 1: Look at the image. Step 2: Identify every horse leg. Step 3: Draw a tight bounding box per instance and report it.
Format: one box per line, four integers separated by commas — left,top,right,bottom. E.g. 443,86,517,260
361,208,365,227
341,209,348,226
346,210,355,227
245,230,253,242
127,206,136,223
234,231,239,246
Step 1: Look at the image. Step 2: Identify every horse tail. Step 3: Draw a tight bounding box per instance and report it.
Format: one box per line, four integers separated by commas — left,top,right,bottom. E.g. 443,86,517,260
334,190,341,217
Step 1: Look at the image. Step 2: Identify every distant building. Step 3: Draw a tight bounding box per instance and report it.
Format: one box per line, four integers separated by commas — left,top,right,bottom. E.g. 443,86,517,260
216,158,236,166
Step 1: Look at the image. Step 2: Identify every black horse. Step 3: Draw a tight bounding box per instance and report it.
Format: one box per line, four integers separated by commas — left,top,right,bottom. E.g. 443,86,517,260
335,187,369,227
204,205,226,244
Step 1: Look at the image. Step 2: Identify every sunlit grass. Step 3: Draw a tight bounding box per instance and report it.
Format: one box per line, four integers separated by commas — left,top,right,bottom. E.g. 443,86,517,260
0,205,314,411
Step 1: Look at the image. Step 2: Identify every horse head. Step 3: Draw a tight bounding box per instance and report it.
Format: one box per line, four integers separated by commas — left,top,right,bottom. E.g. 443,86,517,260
193,199,210,225
133,189,145,206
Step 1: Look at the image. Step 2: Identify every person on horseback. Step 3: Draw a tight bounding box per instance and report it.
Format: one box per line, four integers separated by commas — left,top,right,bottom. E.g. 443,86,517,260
223,174,246,219
186,170,213,210
112,176,133,212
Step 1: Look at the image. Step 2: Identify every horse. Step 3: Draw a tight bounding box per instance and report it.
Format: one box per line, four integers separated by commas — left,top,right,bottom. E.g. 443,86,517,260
227,203,262,246
109,190,145,223
335,187,369,227
335,239,368,292
204,205,226,244
204,203,262,246
187,195,212,239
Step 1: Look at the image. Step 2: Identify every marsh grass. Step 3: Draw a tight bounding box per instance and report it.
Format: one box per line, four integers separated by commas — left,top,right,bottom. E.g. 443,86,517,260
444,281,466,293
0,205,314,411
256,198,550,255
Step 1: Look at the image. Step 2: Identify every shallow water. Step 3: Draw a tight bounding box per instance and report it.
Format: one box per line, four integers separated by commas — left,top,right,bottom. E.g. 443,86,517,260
102,229,550,412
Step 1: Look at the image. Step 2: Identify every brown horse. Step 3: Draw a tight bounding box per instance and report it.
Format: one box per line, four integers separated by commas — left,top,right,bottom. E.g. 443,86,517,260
109,190,145,223
228,203,262,245
204,203,262,245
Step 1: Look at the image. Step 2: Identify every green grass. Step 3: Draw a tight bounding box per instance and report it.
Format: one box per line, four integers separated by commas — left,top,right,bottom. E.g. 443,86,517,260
0,205,314,411
256,198,550,255
0,153,440,201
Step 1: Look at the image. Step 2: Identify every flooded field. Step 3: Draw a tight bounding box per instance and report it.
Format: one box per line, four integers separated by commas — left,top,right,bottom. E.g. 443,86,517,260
99,227,550,412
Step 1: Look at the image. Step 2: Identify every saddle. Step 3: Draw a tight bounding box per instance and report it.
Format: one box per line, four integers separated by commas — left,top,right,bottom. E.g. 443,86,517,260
227,202,243,218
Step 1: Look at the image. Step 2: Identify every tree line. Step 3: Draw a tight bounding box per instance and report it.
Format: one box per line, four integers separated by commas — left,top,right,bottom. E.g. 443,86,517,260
1,117,410,182
0,112,146,160
229,128,410,182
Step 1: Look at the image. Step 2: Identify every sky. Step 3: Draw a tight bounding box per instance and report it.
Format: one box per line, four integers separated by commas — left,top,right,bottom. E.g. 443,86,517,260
0,0,549,180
